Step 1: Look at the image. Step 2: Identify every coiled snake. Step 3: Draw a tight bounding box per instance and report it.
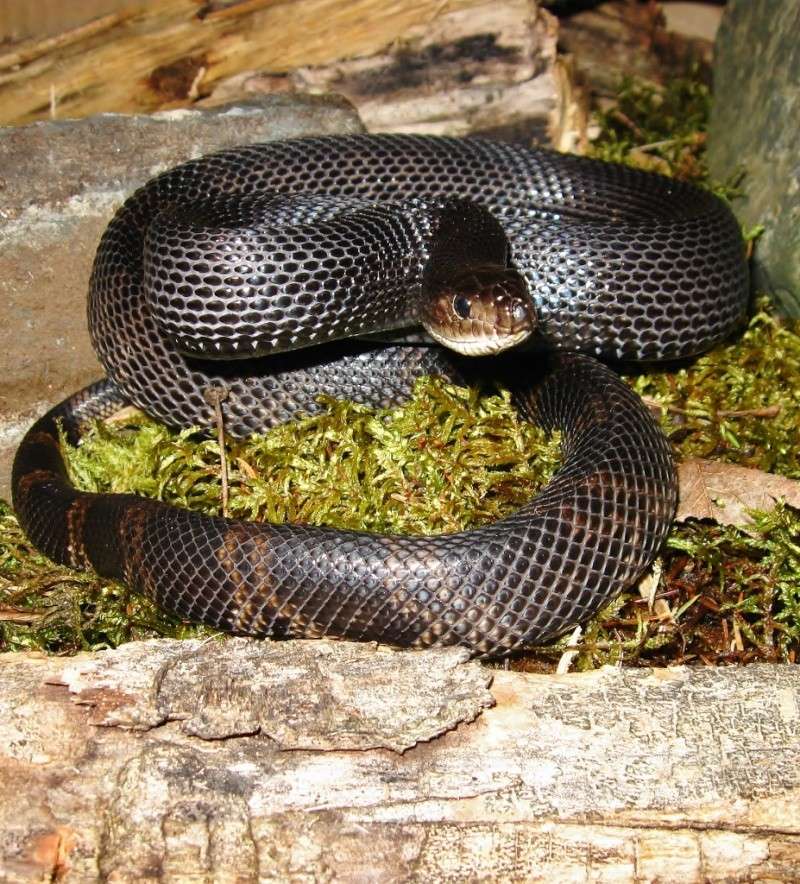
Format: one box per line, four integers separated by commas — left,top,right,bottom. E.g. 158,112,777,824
12,135,748,657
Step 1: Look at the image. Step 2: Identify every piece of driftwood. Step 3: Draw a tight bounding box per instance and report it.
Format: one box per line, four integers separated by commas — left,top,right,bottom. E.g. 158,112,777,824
0,0,579,147
0,0,566,131
1,638,799,881
205,0,585,149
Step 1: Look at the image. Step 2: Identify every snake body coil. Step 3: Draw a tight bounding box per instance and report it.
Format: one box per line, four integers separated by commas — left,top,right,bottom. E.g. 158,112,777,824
12,135,747,656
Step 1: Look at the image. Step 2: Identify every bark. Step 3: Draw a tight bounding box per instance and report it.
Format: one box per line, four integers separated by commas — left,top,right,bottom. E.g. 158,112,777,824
1,639,798,882
206,0,584,151
708,0,800,317
0,0,569,139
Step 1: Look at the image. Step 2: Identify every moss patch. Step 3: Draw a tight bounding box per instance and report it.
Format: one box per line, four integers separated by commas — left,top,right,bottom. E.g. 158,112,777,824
67,378,560,536
0,380,561,654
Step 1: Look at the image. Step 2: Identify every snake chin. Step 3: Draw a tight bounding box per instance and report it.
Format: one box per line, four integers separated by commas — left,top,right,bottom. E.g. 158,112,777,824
424,326,532,356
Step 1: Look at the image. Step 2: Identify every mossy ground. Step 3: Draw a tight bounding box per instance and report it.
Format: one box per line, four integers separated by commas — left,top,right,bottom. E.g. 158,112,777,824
2,76,799,666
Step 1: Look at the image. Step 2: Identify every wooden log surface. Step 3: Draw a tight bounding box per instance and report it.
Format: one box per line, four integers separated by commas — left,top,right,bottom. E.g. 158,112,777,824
0,0,578,147
204,0,581,148
0,0,554,126
1,638,799,881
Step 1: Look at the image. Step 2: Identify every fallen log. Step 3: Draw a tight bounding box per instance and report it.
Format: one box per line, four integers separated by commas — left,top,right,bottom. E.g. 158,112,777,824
1,639,799,881
205,0,585,149
0,0,577,149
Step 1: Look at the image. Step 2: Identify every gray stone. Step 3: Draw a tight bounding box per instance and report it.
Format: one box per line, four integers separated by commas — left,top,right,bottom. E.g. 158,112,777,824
0,95,363,499
708,0,800,316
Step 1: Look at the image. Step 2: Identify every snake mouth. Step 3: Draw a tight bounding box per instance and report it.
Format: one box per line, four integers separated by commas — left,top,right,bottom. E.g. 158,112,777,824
424,325,532,356
420,265,537,356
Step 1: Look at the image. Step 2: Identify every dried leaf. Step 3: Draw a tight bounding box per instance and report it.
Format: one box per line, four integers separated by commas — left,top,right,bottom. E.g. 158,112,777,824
677,457,800,528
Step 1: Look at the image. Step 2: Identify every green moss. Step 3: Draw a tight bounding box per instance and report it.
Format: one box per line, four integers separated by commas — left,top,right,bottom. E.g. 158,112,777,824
2,73,799,665
0,380,561,654
588,75,722,187
67,377,560,535
632,303,800,478
0,500,211,653
512,501,800,672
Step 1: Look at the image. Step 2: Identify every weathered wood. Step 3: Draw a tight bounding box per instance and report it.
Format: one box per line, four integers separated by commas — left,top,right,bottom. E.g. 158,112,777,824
206,0,576,146
0,0,123,43
0,0,499,125
0,0,577,146
1,639,799,881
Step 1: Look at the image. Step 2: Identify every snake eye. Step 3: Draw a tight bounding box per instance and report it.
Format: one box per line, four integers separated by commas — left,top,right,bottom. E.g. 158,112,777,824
452,294,471,319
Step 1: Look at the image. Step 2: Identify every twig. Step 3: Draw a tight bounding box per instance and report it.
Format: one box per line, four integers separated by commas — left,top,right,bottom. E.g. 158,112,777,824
203,386,230,517
633,137,677,153
610,109,645,140
642,397,781,421
717,405,782,419
187,65,207,101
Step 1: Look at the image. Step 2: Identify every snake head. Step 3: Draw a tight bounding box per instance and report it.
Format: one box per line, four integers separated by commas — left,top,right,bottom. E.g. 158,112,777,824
421,265,537,356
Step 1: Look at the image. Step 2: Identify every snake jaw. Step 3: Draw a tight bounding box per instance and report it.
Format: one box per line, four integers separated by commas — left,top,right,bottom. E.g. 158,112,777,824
424,325,532,356
420,265,537,356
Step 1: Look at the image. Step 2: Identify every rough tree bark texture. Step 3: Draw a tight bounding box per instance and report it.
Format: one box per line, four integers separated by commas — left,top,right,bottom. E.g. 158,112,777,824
708,0,800,318
1,639,799,881
206,0,578,150
0,0,566,134
0,0,490,124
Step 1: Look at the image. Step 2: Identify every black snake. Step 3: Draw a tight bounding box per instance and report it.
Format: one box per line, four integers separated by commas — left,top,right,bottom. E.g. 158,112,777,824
12,135,748,657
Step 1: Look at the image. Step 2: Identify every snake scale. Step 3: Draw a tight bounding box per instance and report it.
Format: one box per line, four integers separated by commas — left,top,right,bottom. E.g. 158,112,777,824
12,135,748,657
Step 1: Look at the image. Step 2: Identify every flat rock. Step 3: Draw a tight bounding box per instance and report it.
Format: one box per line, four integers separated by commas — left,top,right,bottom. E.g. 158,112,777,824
0,94,363,500
708,0,800,316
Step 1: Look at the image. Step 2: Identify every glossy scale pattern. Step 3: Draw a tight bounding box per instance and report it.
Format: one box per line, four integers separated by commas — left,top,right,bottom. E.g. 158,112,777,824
12,135,748,656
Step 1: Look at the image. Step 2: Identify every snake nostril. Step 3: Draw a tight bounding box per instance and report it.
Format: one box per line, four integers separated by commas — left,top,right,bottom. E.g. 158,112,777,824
512,302,529,324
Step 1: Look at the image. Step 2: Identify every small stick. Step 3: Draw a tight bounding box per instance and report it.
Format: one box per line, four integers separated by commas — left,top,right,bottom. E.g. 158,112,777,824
717,405,781,419
204,386,230,517
556,625,584,674
634,138,677,153
642,398,781,421
187,65,207,101
610,109,645,140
